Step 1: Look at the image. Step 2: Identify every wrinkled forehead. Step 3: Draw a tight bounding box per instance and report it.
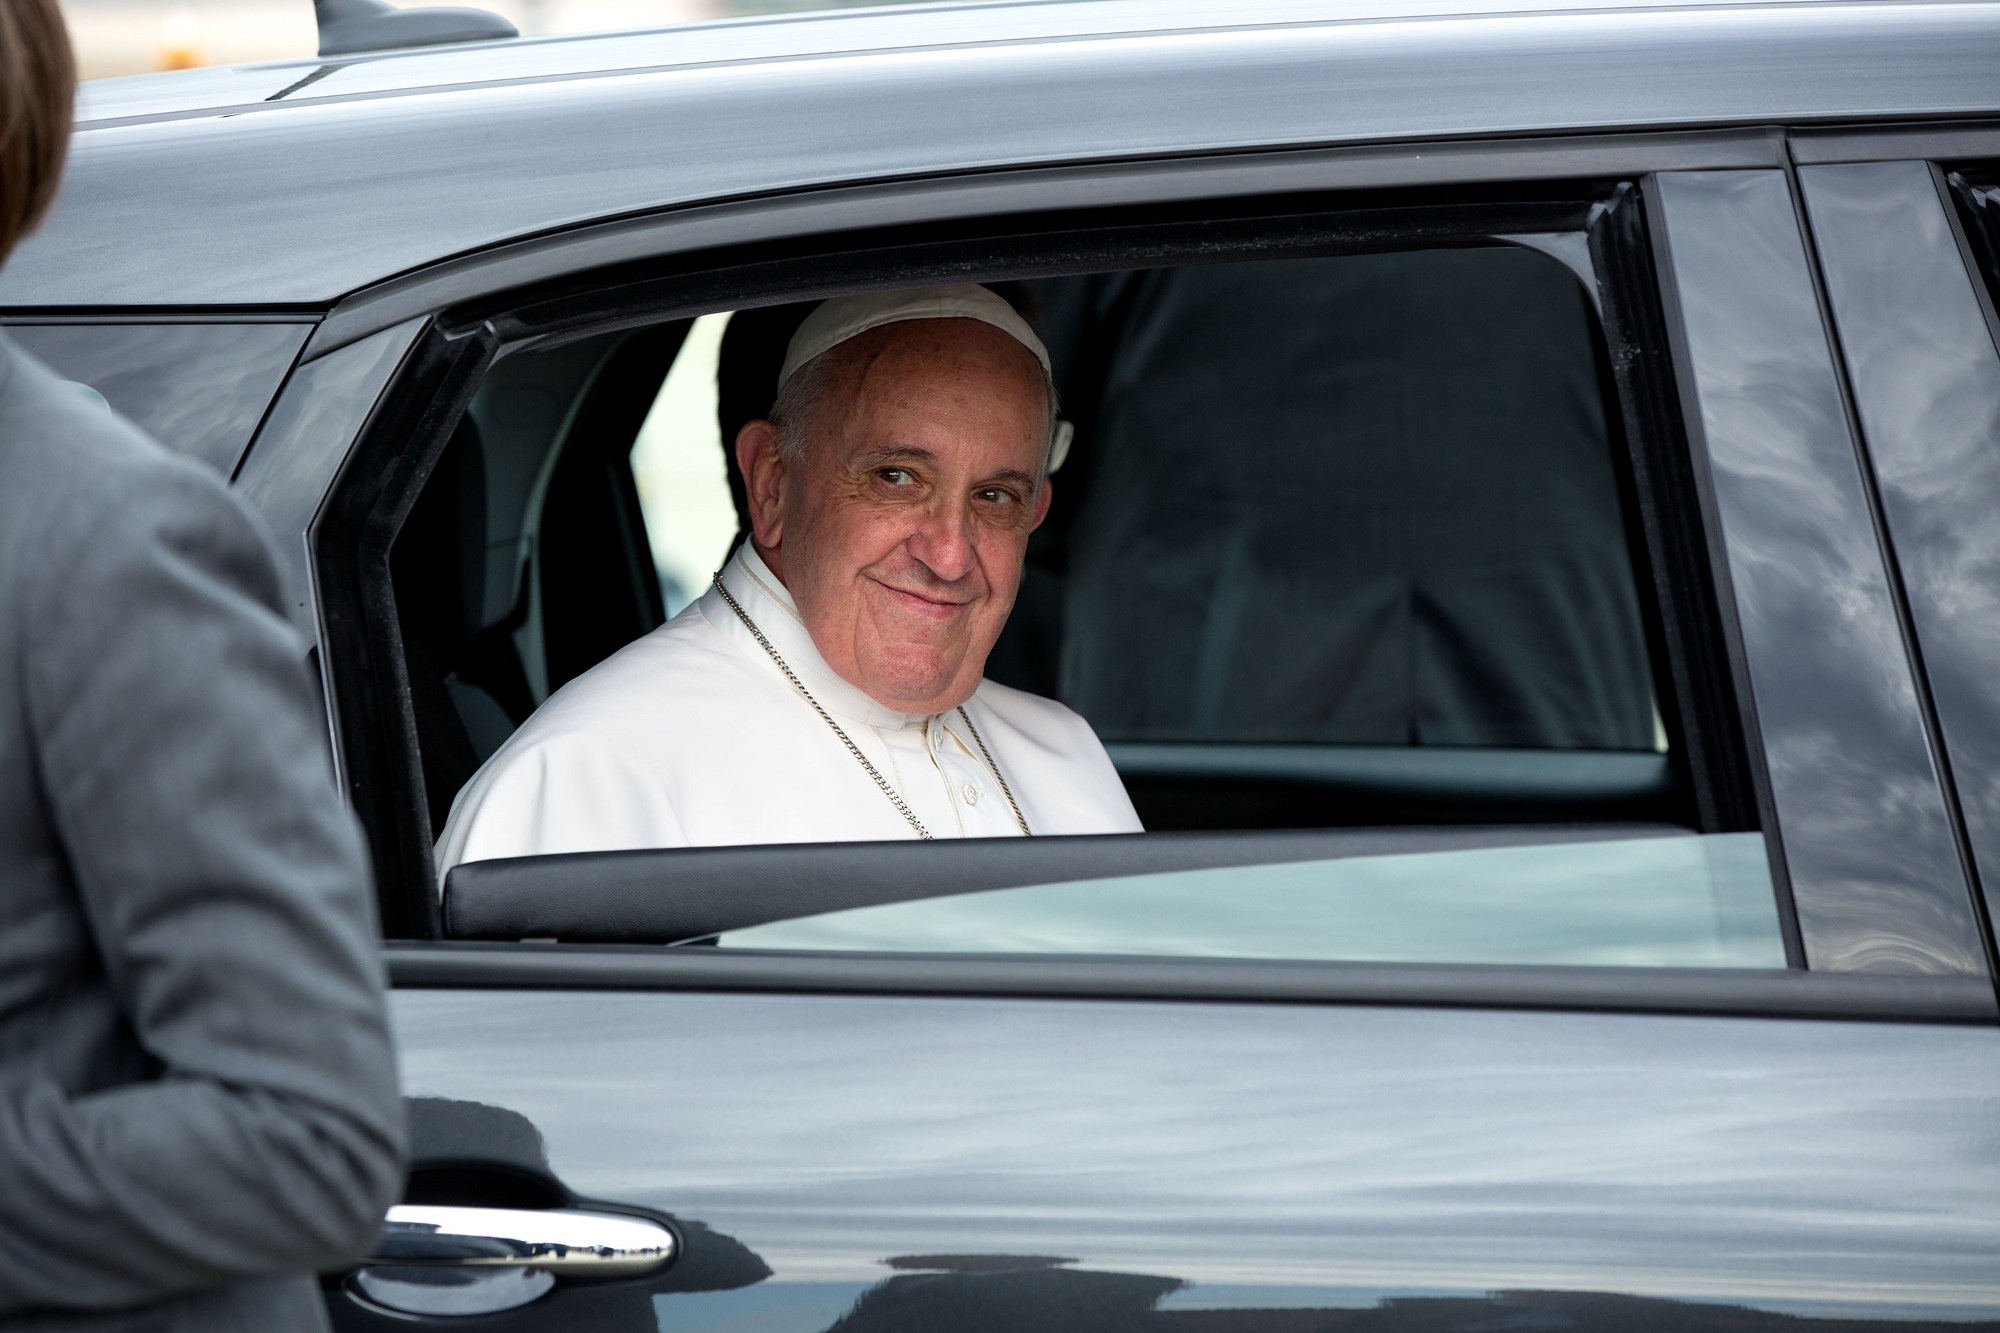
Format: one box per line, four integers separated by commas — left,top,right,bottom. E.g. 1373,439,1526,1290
842,317,1049,391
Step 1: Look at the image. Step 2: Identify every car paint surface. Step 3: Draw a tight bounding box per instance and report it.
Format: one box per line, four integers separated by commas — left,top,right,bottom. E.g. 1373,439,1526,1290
10,0,2000,306
384,987,2000,1330
12,2,2000,1328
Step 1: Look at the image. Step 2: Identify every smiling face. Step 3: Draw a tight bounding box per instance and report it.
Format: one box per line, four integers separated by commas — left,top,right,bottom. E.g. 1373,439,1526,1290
735,317,1054,715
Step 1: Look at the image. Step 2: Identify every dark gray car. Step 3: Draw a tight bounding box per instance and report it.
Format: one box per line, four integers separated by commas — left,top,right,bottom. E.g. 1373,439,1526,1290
8,1,2000,1328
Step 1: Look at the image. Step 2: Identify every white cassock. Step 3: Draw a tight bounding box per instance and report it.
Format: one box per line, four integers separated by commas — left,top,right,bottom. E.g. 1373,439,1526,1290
436,545,1143,872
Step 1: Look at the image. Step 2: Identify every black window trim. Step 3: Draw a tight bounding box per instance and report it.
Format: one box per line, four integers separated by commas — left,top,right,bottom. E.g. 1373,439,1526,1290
321,178,1774,964
1790,118,2000,167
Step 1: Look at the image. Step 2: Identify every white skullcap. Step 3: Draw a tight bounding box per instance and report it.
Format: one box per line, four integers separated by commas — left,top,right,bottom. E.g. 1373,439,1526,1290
778,284,1053,390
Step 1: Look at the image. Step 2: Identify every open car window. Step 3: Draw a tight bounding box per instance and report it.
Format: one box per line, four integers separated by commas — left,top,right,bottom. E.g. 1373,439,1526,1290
378,201,1778,968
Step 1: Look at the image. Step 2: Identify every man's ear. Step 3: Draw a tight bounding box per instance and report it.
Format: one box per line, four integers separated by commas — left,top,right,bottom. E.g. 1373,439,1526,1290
735,419,787,550
1029,477,1054,533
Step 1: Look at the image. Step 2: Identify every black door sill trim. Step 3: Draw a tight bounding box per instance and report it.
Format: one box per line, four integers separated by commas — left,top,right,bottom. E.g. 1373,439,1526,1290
384,944,1997,1024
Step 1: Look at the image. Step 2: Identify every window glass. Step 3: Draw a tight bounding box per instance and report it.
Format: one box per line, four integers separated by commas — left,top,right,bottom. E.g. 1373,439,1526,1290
5,322,310,475
716,830,1783,967
1013,249,1659,753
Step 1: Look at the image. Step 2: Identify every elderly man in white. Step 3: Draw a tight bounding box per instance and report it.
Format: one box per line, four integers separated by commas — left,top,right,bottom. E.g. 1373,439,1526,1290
437,284,1142,870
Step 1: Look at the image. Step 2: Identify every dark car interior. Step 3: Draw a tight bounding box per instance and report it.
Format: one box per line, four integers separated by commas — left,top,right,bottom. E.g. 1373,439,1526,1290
381,239,1758,943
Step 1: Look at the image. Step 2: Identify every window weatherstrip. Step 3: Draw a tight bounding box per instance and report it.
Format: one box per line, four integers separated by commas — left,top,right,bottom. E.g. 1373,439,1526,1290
384,945,1999,1024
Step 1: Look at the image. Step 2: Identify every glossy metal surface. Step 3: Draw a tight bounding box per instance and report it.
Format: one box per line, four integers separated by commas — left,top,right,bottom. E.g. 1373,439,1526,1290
231,319,420,641
1650,170,1982,973
350,1263,554,1317
11,1,2000,306
370,1204,676,1275
63,0,1895,125
1800,160,2000,954
388,987,2000,1328
1,322,309,474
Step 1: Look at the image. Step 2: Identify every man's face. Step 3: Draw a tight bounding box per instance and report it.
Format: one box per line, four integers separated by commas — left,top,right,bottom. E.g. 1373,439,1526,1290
738,318,1053,715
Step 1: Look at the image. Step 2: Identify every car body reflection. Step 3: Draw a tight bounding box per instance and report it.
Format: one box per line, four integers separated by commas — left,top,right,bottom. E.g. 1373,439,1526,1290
389,989,2000,1331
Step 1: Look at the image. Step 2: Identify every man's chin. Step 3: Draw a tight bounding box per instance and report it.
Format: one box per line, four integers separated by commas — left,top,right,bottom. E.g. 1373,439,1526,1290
857,649,978,715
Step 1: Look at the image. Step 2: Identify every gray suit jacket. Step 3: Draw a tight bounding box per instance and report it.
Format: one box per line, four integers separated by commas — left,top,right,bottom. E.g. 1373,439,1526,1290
0,334,405,1330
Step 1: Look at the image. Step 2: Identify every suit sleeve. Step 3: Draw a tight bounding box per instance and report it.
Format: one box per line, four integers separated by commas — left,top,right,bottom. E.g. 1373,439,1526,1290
0,458,406,1313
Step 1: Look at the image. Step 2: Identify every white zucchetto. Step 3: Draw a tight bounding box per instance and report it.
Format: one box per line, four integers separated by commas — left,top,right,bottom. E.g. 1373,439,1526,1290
778,283,1070,471
778,284,1053,389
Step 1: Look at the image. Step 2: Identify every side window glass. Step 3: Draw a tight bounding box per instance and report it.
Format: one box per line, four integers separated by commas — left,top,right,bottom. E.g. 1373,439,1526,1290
1005,251,1672,835
718,830,1784,968
384,233,1782,970
1032,252,1657,752
4,322,310,475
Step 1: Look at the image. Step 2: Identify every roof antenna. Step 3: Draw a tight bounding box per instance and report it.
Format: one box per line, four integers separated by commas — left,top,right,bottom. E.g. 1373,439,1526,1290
314,0,518,57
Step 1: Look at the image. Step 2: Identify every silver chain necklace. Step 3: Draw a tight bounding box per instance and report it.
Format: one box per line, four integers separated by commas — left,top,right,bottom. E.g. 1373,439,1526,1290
712,573,1031,840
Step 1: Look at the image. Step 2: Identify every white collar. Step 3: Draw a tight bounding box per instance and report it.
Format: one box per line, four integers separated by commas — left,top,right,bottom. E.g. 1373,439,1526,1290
697,544,930,731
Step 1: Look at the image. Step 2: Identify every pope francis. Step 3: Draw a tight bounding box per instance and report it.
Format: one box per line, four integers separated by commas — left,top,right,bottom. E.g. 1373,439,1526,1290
436,284,1143,872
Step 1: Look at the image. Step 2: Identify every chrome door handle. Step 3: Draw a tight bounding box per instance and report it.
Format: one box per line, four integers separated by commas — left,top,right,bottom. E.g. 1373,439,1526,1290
367,1204,676,1277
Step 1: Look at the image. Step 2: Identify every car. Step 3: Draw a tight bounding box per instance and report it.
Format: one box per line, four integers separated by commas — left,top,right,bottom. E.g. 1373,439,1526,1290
7,0,2000,1327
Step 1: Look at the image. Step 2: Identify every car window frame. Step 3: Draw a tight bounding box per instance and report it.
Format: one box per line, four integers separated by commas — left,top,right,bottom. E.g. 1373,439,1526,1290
222,130,1999,1009
315,177,1773,952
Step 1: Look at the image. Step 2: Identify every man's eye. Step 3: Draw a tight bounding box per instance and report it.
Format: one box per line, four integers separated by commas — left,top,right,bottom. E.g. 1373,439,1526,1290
877,468,913,485
977,488,1018,505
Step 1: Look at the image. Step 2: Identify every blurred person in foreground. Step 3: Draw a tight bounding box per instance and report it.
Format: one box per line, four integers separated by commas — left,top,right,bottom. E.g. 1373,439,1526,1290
0,4,404,1329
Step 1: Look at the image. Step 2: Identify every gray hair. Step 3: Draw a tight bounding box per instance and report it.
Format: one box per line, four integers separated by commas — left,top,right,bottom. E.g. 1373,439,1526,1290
769,339,1061,470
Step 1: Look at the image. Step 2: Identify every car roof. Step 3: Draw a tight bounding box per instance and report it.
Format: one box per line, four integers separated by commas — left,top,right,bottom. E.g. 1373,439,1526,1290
5,0,1997,308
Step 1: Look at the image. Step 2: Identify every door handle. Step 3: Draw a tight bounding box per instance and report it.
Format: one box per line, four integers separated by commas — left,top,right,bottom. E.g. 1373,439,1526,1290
367,1204,677,1277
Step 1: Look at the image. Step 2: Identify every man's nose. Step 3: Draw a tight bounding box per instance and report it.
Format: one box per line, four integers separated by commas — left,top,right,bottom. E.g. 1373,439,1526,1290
906,499,977,583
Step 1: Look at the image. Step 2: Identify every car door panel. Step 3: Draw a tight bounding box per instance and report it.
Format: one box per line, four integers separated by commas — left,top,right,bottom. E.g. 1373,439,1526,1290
349,986,2000,1331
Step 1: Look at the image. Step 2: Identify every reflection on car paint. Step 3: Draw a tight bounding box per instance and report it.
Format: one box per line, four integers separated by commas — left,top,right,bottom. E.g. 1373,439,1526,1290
4,322,309,475
1650,170,1983,974
387,989,2000,1331
660,1281,2000,1333
1801,160,2000,949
